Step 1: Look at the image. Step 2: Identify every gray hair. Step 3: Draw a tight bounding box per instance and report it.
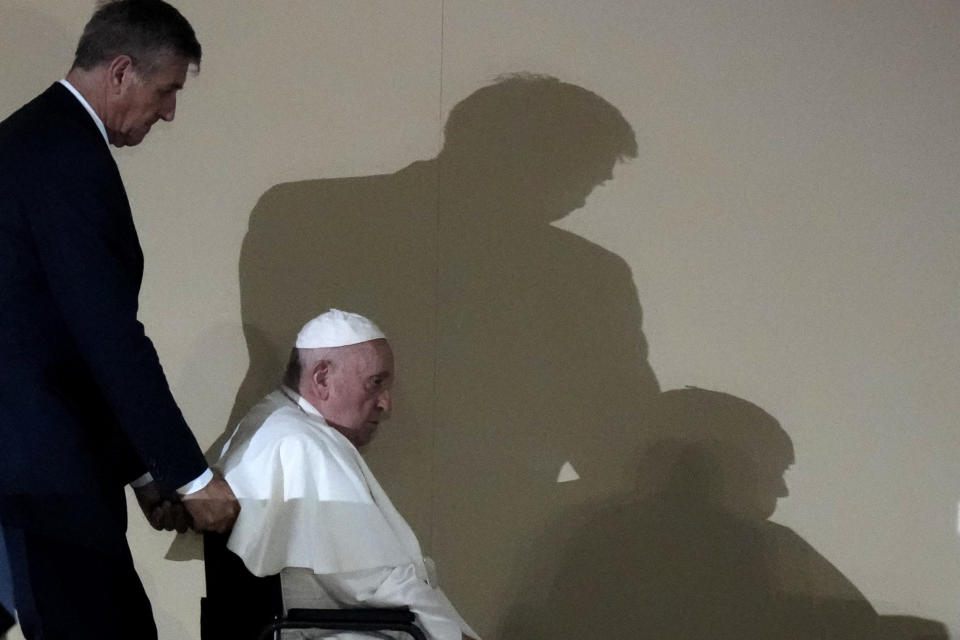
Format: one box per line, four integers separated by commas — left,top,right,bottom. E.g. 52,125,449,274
282,347,339,391
72,0,201,75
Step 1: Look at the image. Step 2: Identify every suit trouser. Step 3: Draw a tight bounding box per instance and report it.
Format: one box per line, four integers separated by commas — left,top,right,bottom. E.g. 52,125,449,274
0,489,157,640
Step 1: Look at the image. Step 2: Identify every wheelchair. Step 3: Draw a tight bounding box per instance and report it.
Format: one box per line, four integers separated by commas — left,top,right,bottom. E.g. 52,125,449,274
201,532,427,640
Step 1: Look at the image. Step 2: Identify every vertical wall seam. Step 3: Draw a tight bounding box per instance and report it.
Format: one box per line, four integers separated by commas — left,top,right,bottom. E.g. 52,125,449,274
429,0,445,552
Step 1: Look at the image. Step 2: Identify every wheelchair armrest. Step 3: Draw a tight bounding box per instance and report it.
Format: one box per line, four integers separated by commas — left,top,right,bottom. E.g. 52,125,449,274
258,607,426,640
286,607,416,624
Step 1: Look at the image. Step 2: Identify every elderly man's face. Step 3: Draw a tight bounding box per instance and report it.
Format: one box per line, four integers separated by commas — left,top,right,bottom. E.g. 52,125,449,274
320,339,394,447
106,53,189,147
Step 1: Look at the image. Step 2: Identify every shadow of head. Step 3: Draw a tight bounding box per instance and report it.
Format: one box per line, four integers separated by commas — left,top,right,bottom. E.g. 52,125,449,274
439,73,638,221
639,387,795,520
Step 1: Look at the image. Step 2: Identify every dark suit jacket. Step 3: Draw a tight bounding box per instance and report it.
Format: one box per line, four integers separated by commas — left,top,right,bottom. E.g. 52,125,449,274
0,83,207,526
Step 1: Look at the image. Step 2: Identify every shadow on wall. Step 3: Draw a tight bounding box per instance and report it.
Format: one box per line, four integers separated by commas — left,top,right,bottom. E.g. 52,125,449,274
225,74,659,633
223,73,948,638
503,387,949,639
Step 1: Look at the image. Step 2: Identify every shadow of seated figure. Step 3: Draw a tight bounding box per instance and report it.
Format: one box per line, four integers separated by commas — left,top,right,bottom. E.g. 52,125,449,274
509,388,881,639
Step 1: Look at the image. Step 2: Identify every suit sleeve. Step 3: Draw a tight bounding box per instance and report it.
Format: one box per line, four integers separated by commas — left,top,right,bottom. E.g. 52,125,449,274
24,140,208,490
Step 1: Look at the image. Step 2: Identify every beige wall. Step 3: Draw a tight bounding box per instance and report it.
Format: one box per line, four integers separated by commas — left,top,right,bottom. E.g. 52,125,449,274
2,1,958,638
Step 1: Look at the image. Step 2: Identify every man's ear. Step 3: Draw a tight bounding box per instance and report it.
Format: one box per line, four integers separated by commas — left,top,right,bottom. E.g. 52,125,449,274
106,55,136,94
311,360,331,401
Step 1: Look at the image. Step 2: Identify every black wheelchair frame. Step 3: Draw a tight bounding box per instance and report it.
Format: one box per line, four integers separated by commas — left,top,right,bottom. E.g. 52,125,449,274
201,532,426,640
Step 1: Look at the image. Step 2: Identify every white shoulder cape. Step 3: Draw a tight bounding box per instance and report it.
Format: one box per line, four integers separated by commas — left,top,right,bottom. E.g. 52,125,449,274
217,389,427,580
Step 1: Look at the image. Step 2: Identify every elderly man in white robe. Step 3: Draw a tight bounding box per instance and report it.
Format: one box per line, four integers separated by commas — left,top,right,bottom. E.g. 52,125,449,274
217,309,479,640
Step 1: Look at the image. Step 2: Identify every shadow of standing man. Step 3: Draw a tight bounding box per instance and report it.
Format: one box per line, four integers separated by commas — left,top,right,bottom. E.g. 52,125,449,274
231,73,660,633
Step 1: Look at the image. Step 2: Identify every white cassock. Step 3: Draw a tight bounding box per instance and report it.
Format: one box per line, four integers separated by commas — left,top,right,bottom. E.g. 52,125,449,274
217,388,478,640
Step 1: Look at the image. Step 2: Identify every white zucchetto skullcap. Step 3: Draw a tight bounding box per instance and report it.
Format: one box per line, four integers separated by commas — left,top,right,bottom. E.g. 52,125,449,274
295,309,386,349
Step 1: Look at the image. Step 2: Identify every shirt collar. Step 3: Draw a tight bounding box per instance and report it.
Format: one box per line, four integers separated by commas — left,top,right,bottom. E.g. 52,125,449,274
280,385,324,418
58,79,109,146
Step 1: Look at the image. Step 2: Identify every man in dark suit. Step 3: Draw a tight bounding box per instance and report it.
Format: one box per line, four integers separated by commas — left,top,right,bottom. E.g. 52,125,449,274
0,2,239,638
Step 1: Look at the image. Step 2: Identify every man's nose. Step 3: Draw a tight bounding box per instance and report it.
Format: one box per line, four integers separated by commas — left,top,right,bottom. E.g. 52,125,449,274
159,97,176,122
377,390,391,412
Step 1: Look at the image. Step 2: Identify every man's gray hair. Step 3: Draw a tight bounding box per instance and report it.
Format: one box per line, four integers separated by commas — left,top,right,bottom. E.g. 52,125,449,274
282,347,339,390
72,0,202,75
